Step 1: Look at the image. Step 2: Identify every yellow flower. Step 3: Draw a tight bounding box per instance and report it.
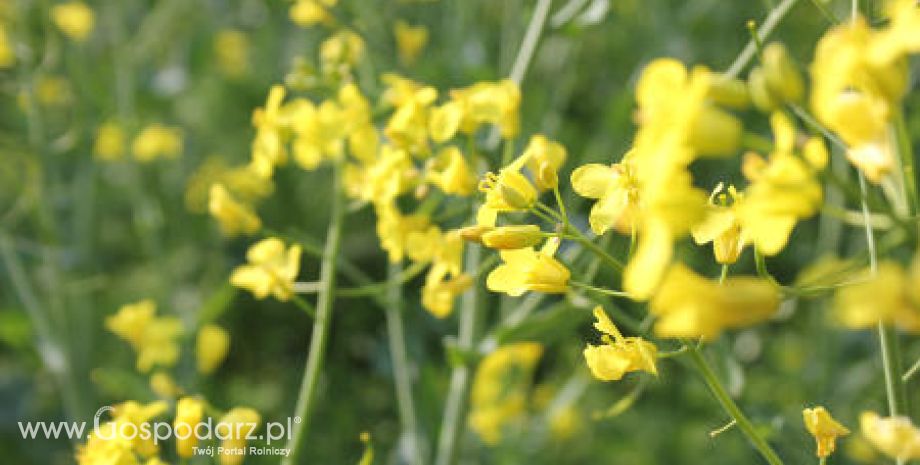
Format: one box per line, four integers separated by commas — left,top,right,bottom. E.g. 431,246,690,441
251,85,289,178
425,146,476,196
421,267,472,318
0,25,14,68
649,263,779,340
289,0,336,27
214,29,250,78
734,113,825,256
583,306,657,381
486,237,570,296
76,422,136,465
197,324,230,375
634,58,741,159
429,101,463,143
230,238,302,301
375,203,431,262
320,29,365,74
106,300,183,372
523,134,567,191
394,21,428,65
111,401,169,457
810,17,906,183
621,169,707,300
860,411,920,461
186,157,274,213
469,342,543,445
52,2,94,42
803,406,850,458
384,82,437,154
477,153,538,225
209,184,262,236
94,121,126,161
834,261,920,332
175,397,205,458
132,124,183,162
218,408,261,465
570,160,639,235
287,97,346,169
358,431,374,465
691,183,744,265
450,80,521,139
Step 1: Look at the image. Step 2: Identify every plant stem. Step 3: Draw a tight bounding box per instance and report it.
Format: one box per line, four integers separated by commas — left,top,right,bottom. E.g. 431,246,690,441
569,281,630,298
724,0,800,79
385,262,425,465
283,162,346,465
878,323,908,416
903,355,920,382
562,227,625,271
686,345,785,465
434,240,480,465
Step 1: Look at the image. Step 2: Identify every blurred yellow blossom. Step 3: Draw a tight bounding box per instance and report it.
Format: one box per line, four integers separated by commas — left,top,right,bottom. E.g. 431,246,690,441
834,260,920,332
583,306,657,381
214,29,250,78
175,397,205,458
208,184,262,236
197,324,230,375
218,407,261,465
132,124,183,162
290,0,336,28
394,20,428,65
469,342,543,445
482,225,543,250
450,80,521,139
320,29,365,75
803,406,850,458
0,24,14,68
111,401,169,457
649,264,779,340
523,134,567,191
106,300,183,373
251,85,289,177
425,146,476,195
230,238,302,301
859,411,920,461
51,1,94,42
93,121,126,161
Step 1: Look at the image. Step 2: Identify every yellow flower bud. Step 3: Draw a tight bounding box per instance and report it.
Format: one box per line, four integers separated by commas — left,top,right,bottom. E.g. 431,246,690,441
763,42,804,103
52,2,94,42
196,324,230,375
688,104,742,155
175,397,205,458
481,225,544,250
747,66,780,112
708,76,750,109
459,225,493,243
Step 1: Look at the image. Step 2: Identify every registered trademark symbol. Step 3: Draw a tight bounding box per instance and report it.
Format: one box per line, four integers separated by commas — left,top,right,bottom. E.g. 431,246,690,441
294,416,302,424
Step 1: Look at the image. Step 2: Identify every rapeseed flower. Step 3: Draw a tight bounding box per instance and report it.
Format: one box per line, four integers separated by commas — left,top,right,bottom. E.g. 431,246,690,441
175,397,205,458
860,411,920,461
230,238,302,301
834,260,920,332
132,124,183,162
197,324,230,375
217,408,261,465
469,342,543,445
583,306,657,381
394,21,428,65
106,300,183,372
803,406,850,458
93,121,126,161
486,237,569,296
208,184,262,236
52,2,94,42
649,264,779,340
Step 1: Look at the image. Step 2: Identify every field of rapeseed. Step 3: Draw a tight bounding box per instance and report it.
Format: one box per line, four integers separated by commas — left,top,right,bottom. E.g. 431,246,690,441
2,0,920,464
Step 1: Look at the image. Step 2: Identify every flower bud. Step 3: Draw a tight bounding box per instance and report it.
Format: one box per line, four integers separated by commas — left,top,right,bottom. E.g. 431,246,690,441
747,66,779,112
689,105,742,155
713,224,743,265
708,76,750,109
500,183,533,209
536,160,559,190
459,225,493,243
763,42,804,103
482,225,544,250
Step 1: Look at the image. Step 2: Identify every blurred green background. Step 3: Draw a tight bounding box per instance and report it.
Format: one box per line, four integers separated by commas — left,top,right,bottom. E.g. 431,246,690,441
1,0,918,464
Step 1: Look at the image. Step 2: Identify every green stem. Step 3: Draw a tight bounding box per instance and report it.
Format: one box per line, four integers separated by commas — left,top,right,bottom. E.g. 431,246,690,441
895,111,919,234
724,0,799,79
562,227,625,271
903,355,920,383
569,281,630,298
290,294,316,318
283,161,346,465
685,345,784,465
879,323,908,416
385,262,425,465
